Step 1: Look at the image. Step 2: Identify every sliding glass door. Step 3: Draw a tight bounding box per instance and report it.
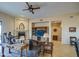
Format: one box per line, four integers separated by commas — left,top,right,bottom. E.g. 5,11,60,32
0,21,2,44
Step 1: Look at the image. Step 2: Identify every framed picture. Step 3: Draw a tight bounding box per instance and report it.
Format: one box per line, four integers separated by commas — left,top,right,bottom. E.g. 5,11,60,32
69,27,76,32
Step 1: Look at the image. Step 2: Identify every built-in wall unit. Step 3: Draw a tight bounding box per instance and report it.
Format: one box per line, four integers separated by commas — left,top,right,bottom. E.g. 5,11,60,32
32,22,49,40
14,17,29,39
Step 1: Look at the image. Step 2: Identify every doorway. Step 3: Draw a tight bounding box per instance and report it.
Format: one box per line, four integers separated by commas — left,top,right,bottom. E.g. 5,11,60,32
52,22,61,42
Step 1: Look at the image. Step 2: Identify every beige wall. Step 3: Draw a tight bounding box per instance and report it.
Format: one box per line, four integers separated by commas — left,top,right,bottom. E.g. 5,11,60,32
62,14,79,44
52,23,61,35
33,22,49,27
0,11,79,44
30,13,79,44
52,23,61,41
0,12,15,35
14,17,30,39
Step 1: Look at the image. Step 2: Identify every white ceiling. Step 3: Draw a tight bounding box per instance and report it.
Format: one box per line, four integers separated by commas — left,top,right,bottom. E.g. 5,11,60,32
0,2,79,18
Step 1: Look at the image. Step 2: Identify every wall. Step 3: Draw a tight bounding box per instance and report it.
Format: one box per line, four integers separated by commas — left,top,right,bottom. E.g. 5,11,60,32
14,17,29,39
0,12,15,35
52,23,61,41
62,14,79,44
30,13,79,44
1,11,78,44
52,23,61,35
30,18,52,42
33,22,49,27
13,13,79,44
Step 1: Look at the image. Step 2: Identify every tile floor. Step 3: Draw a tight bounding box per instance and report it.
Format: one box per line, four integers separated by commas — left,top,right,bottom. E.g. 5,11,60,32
53,41,77,57
0,41,77,57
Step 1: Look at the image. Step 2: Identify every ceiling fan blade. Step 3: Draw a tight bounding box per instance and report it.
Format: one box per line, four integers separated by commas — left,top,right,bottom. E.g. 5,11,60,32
32,7,40,9
32,11,34,14
22,9,29,11
25,2,30,7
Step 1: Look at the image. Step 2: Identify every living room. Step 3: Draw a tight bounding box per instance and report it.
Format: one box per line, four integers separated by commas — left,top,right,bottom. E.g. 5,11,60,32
0,2,79,57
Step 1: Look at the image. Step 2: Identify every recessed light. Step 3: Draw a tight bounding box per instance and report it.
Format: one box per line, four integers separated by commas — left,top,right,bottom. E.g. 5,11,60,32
70,16,74,18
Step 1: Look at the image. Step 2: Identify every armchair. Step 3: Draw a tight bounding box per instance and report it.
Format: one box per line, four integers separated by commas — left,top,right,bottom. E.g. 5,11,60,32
70,36,77,45
43,42,53,56
74,40,79,57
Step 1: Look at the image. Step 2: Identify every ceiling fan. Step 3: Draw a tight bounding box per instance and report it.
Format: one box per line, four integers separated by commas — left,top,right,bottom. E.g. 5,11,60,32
23,2,40,14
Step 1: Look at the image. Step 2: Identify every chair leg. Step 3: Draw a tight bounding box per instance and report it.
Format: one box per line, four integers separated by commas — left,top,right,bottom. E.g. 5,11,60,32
9,48,11,53
2,46,5,57
51,52,52,56
51,50,53,56
43,50,44,56
20,48,22,57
